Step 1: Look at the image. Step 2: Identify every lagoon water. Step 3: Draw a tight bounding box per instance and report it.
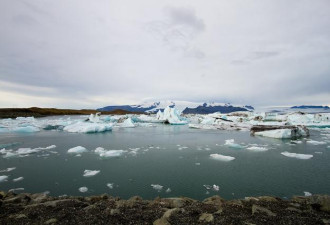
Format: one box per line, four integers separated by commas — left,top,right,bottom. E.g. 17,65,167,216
1,116,330,200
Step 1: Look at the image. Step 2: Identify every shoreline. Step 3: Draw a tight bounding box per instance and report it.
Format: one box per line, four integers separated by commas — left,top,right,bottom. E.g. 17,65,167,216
1,191,329,224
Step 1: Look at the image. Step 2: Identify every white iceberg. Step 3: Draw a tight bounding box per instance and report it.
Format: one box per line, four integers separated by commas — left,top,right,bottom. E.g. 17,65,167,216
151,184,163,192
304,191,312,196
88,113,101,123
166,188,171,193
63,122,112,133
107,183,114,189
281,151,313,160
79,187,88,193
0,167,16,172
224,139,244,149
94,147,126,158
0,175,8,183
13,177,24,182
68,146,87,154
12,126,40,133
83,170,100,177
212,184,220,191
254,129,293,139
246,146,268,152
157,106,188,125
210,154,235,161
120,118,135,128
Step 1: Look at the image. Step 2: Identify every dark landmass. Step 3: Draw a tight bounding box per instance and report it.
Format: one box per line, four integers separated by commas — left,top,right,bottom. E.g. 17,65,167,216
1,191,329,225
183,104,249,114
291,105,329,109
0,108,143,119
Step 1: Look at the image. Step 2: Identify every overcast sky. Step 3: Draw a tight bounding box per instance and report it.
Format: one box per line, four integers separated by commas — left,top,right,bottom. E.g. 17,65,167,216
0,0,329,109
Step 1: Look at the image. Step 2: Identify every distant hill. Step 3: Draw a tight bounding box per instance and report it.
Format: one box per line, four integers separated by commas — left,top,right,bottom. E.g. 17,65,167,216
98,101,254,114
291,105,329,109
0,107,142,119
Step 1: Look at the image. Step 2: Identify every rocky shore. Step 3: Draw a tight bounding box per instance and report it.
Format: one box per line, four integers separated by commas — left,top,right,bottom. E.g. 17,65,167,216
0,191,330,224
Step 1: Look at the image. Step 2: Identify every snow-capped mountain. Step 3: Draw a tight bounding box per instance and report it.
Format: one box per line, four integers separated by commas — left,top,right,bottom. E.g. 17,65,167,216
97,101,254,114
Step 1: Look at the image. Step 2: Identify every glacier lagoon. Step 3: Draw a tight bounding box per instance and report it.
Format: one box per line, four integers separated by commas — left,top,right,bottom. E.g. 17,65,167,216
1,115,330,200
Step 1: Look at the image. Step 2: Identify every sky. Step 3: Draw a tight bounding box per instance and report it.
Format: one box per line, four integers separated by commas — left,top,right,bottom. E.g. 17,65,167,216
0,0,329,109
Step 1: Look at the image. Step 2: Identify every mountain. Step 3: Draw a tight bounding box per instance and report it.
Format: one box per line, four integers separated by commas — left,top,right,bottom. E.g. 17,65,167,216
97,101,254,114
291,105,329,109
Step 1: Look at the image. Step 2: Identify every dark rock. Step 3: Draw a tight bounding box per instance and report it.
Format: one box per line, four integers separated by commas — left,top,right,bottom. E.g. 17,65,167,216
252,205,276,217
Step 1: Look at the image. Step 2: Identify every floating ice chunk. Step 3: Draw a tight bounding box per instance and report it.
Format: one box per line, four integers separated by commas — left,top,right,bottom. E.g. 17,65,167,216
210,154,235,161
0,175,8,182
79,187,88,193
83,170,100,177
224,139,244,149
203,185,212,190
17,148,39,155
12,126,40,133
304,191,312,196
306,140,327,145
121,118,135,128
195,162,201,166
9,188,24,192
246,146,268,152
64,122,112,133
151,184,163,192
0,167,16,172
107,183,114,189
158,106,188,125
68,146,87,154
13,177,24,182
212,185,220,191
35,145,56,150
281,151,313,160
166,188,171,193
3,152,16,158
95,147,126,158
255,129,293,139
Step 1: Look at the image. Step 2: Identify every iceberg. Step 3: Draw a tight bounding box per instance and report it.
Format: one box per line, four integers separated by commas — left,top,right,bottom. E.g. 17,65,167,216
304,191,312,197
224,139,244,149
68,146,87,154
12,126,40,133
63,122,112,133
151,184,163,192
281,151,313,159
107,183,114,189
0,167,16,172
13,177,24,182
88,113,101,123
212,184,220,191
210,154,235,161
83,170,100,177
79,187,88,193
120,118,135,128
157,106,188,125
0,175,8,183
254,129,293,139
94,147,126,158
246,146,268,152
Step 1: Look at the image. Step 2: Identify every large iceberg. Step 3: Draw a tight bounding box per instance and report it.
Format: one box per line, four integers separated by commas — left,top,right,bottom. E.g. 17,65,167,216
281,151,313,160
63,122,112,133
210,153,235,161
156,106,188,125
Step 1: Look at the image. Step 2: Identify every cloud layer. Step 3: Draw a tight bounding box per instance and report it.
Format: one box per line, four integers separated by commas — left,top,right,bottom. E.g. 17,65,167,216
0,0,329,108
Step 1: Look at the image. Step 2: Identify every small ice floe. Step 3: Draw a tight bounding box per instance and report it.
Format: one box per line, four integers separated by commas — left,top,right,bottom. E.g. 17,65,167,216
281,151,313,160
0,175,9,183
166,188,171,193
95,147,126,158
151,184,163,192
212,185,220,191
210,154,235,161
195,162,201,166
304,191,312,197
107,183,114,189
315,152,323,154
67,146,87,154
13,177,24,182
178,146,188,150
9,188,24,192
205,147,211,151
79,187,88,193
203,184,220,192
246,146,268,152
35,145,56,150
306,140,327,145
224,139,244,149
83,170,100,177
0,167,16,172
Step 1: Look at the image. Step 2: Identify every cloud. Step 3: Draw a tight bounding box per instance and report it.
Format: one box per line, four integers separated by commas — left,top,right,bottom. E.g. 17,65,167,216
145,6,206,59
